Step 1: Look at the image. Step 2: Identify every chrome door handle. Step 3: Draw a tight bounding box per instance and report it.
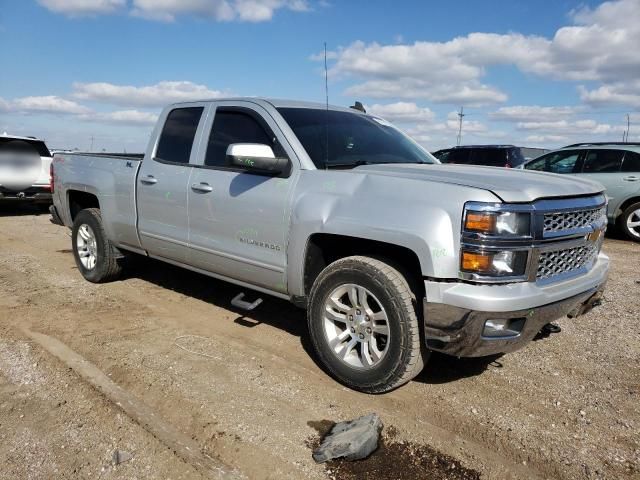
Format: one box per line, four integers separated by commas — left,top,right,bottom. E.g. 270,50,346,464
140,175,158,185
191,182,213,193
623,176,639,182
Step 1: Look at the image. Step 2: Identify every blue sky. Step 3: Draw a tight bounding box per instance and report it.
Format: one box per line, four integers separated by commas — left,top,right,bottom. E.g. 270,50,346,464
1,0,639,151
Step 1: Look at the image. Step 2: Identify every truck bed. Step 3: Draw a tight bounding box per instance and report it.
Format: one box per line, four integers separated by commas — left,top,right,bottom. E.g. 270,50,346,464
52,152,143,251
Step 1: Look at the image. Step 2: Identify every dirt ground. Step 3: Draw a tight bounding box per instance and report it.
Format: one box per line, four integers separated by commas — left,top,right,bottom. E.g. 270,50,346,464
0,204,638,479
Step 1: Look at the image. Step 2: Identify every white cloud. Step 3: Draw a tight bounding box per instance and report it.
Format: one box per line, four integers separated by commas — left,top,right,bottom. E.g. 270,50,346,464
72,81,226,107
0,97,10,112
38,0,310,21
444,111,489,133
367,102,435,123
1,94,156,127
524,135,571,144
130,0,233,21
3,96,91,115
323,0,640,108
400,111,500,150
130,0,309,22
490,106,579,122
515,119,616,136
488,104,639,145
578,81,640,109
511,117,640,145
80,109,159,125
2,80,228,129
345,78,507,106
329,38,514,105
37,0,125,16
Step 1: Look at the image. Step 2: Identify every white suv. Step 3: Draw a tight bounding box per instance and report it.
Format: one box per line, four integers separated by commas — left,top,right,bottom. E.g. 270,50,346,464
0,133,53,209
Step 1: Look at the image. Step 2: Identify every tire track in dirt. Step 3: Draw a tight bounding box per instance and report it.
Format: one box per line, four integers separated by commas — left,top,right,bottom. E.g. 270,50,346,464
21,328,244,480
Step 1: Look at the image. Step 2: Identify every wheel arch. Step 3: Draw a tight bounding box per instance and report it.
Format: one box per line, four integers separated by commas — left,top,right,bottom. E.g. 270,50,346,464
617,196,640,218
299,233,425,304
67,189,100,221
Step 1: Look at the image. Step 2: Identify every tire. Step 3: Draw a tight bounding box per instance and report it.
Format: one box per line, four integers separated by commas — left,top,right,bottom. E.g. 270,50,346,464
71,208,123,283
307,256,426,393
617,202,640,242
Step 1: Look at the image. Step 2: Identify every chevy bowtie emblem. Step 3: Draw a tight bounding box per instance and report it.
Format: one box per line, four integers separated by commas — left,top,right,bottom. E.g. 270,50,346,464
587,227,603,243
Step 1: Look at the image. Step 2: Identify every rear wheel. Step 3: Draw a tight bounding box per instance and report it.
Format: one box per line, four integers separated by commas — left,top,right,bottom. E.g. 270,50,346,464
618,202,640,242
72,208,123,283
308,256,426,393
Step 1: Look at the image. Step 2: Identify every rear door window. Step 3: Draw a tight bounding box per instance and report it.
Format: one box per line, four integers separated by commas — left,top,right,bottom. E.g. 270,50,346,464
525,150,581,173
470,148,507,167
582,150,624,173
446,149,472,164
205,109,273,167
622,151,640,172
155,107,204,164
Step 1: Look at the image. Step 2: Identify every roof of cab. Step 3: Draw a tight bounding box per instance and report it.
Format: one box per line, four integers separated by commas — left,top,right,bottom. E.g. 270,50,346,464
558,142,640,153
168,97,365,114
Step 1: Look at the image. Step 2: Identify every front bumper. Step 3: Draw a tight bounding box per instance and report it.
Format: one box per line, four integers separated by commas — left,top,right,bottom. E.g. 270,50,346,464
423,254,609,357
0,186,52,203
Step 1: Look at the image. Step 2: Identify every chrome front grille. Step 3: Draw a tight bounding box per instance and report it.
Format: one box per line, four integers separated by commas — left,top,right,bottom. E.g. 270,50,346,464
536,243,599,281
543,206,606,235
461,195,606,284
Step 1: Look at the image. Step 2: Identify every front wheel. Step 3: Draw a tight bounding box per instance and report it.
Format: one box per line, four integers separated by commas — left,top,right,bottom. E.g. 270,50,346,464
618,202,640,242
72,208,123,283
307,256,426,393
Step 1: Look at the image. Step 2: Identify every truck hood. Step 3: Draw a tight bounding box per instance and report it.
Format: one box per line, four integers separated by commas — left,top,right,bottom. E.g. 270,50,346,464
354,163,604,203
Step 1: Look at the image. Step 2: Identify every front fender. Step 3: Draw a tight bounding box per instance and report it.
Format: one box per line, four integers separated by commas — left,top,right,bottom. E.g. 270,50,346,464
285,170,499,297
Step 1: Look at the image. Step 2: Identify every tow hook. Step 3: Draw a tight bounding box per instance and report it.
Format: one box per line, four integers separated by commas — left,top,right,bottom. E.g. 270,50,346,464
567,291,604,319
541,323,562,334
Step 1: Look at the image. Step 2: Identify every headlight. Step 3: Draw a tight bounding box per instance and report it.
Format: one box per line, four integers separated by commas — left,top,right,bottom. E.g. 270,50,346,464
461,249,528,277
464,210,530,236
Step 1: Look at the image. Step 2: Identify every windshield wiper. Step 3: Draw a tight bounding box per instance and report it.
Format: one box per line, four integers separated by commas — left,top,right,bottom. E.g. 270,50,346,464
324,160,372,169
324,160,427,169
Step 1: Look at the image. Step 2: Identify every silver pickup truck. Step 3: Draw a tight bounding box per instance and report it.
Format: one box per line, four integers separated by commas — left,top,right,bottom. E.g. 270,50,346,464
50,98,609,393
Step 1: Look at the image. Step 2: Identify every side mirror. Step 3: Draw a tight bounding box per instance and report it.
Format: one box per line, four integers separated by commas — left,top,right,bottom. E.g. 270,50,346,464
226,143,288,174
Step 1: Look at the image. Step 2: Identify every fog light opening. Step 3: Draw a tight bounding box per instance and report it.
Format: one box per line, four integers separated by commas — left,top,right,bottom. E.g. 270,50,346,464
482,317,525,338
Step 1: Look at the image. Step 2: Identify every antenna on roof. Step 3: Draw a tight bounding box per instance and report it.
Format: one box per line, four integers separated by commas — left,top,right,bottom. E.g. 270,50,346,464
324,41,330,168
350,101,366,113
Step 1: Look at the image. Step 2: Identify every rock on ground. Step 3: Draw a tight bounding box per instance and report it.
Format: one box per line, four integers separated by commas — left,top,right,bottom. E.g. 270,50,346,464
312,414,383,463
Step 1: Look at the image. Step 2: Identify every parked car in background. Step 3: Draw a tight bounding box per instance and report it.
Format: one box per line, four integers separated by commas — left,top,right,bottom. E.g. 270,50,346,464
0,133,53,209
522,143,640,242
520,147,549,160
51,98,608,393
432,145,528,168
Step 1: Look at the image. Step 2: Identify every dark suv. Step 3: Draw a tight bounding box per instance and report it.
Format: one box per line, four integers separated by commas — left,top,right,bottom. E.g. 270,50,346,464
432,145,530,168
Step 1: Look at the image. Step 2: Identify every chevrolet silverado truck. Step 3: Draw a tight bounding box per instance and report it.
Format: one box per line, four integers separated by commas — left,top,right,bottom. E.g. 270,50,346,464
50,98,609,393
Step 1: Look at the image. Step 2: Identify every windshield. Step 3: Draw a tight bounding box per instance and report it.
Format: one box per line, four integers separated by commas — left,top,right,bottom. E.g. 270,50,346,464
277,107,435,168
